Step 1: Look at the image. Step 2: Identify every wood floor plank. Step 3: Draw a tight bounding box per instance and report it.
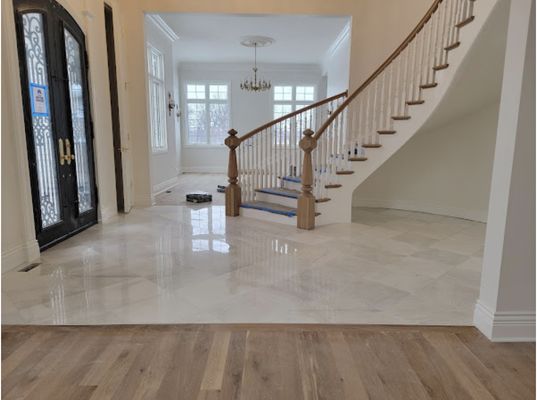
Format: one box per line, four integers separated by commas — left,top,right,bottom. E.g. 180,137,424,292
423,332,497,400
1,325,534,400
390,331,474,400
326,332,369,399
456,329,535,399
218,330,247,400
356,330,431,400
199,331,232,392
297,330,348,400
23,330,106,400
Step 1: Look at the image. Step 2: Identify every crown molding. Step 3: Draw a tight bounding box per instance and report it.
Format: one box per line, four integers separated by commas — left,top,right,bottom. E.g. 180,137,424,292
325,21,351,60
147,15,180,42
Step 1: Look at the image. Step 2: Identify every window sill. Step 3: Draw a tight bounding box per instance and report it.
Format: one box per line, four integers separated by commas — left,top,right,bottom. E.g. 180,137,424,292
152,149,169,155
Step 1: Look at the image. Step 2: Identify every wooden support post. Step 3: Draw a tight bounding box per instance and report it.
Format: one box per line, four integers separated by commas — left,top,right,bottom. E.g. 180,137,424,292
297,129,317,230
225,129,241,216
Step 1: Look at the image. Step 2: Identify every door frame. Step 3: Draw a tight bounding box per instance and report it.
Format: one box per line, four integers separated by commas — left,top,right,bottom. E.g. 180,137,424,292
104,2,125,213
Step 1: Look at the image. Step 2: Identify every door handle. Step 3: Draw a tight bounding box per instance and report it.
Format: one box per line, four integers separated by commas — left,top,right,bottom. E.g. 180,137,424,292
58,138,65,166
65,138,75,165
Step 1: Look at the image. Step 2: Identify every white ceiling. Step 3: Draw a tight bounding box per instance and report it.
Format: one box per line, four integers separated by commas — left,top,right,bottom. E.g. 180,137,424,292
153,13,351,64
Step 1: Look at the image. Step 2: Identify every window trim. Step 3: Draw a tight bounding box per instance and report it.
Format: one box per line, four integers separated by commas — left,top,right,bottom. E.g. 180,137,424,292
183,80,232,148
146,43,168,154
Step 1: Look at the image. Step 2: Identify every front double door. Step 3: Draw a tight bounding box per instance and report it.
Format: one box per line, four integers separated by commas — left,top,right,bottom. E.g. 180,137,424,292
14,0,98,249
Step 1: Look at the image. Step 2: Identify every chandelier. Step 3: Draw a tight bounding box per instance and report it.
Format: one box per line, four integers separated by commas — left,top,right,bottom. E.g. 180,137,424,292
240,36,274,92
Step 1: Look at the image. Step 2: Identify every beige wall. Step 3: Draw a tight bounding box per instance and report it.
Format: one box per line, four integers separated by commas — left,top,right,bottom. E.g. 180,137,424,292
353,102,500,222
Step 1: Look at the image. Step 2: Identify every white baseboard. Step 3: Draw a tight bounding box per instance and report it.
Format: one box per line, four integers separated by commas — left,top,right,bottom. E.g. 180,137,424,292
474,301,536,342
152,176,180,196
99,206,118,223
181,166,226,174
1,239,40,273
353,198,488,222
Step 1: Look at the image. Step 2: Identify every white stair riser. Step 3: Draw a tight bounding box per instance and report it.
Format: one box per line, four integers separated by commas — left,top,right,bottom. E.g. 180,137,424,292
282,180,302,191
240,207,297,226
255,192,298,208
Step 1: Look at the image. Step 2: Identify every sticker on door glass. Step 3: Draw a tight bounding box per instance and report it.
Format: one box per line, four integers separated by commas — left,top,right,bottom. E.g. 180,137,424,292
30,83,49,117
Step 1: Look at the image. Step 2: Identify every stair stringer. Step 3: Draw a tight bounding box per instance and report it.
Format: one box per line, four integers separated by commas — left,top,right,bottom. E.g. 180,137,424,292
316,0,501,226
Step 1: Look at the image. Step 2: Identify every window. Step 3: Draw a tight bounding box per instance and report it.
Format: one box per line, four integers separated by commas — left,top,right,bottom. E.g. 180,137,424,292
185,83,230,145
273,85,316,144
273,85,316,120
147,44,167,152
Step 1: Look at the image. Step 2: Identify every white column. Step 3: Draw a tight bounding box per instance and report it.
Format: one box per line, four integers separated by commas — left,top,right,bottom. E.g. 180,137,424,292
474,0,535,342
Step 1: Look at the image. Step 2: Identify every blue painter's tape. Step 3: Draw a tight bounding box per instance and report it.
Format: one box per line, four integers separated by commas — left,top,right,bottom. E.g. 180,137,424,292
240,203,297,217
281,176,301,183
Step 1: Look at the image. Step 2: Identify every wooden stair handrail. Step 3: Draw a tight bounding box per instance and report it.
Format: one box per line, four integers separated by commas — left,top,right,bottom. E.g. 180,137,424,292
313,0,443,141
238,90,348,143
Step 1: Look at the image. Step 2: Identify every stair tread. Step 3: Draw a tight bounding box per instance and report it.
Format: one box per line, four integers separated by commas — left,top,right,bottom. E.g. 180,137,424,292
456,16,475,28
241,201,297,217
433,64,449,71
445,41,461,51
421,82,438,89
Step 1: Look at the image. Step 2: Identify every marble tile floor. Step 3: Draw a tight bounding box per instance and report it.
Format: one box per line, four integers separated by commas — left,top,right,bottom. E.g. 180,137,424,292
2,194,486,325
154,173,226,206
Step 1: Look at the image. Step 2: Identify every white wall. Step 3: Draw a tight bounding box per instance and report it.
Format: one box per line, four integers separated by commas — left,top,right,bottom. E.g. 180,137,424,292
474,0,535,342
178,63,324,173
322,22,351,96
145,17,181,196
353,102,500,222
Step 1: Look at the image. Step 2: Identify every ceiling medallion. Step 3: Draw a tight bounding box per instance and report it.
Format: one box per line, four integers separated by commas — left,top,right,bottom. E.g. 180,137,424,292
240,36,274,92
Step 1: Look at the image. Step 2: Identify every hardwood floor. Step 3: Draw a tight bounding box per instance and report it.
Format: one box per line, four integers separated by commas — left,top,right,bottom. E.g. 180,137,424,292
2,325,534,400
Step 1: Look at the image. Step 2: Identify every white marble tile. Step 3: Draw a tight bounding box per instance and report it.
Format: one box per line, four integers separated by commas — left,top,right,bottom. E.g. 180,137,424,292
2,176,487,325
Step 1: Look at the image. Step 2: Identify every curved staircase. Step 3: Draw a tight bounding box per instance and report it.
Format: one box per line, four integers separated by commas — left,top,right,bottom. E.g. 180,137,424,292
224,0,501,229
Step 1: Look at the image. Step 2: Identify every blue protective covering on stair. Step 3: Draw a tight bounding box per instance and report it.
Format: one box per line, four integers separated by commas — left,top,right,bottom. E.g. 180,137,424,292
240,202,297,217
256,188,299,199
281,176,301,183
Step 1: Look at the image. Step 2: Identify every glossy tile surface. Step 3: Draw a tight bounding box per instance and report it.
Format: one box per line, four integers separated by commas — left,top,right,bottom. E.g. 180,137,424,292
2,176,486,325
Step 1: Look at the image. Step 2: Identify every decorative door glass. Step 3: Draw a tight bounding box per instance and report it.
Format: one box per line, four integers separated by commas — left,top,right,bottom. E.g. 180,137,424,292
64,29,92,213
22,13,61,228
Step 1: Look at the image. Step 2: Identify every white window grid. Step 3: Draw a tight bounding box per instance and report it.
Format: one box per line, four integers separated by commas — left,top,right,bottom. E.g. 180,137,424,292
147,44,167,153
185,82,230,146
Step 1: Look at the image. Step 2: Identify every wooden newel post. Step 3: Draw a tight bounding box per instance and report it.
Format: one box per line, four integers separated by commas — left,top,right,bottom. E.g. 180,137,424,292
225,129,241,216
297,129,317,230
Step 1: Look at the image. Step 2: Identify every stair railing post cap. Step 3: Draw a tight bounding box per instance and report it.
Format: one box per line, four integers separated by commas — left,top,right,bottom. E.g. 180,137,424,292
225,129,241,149
300,129,317,151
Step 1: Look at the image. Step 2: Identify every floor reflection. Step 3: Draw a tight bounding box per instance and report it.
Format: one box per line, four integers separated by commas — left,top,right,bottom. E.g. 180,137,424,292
2,203,486,325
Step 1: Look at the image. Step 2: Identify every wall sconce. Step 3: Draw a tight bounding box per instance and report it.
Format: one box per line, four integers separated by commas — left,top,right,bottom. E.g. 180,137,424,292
168,92,177,117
